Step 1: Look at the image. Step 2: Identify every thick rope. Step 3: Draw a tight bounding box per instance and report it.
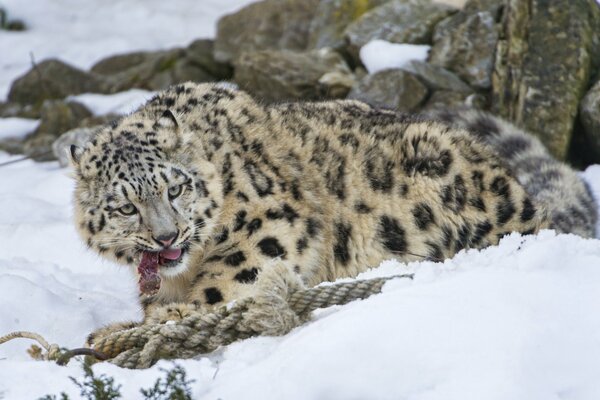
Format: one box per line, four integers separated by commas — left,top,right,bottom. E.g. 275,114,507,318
92,273,413,369
0,272,413,369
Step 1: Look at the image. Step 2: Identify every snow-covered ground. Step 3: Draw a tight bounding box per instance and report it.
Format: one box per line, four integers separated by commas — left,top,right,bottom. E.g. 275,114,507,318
2,1,600,399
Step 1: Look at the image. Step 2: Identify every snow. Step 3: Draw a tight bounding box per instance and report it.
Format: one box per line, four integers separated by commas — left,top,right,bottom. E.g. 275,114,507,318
0,117,39,140
360,40,431,74
1,1,600,399
68,89,156,116
0,0,255,100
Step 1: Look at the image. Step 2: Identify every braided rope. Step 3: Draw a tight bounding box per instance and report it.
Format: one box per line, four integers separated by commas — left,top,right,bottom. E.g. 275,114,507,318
0,273,413,369
93,273,413,369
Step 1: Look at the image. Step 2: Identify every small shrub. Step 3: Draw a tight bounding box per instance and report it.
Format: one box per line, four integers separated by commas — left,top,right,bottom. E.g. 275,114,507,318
39,363,195,400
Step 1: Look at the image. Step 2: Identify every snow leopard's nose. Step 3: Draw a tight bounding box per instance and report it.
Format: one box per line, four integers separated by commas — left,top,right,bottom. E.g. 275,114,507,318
153,231,178,247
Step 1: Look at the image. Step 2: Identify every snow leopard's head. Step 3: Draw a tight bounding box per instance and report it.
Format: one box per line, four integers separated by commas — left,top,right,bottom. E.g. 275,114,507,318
69,105,221,279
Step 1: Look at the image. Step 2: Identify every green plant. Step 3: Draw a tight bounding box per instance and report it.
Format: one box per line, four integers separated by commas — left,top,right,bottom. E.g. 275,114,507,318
140,365,195,400
39,363,195,400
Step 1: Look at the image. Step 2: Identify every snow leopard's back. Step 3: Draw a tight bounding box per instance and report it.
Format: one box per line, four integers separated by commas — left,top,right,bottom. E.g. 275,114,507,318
427,108,597,238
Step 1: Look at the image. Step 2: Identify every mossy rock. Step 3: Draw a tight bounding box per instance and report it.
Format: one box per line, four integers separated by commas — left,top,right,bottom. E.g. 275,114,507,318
347,69,429,111
7,59,107,106
234,48,355,102
214,0,320,63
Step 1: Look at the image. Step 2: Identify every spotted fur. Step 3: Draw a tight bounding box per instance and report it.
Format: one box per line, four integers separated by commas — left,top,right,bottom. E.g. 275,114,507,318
71,83,578,336
426,108,597,238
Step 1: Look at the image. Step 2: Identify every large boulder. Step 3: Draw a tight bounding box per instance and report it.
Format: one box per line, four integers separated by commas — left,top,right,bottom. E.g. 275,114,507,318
401,60,472,93
233,48,355,102
186,39,233,80
23,100,92,161
347,69,428,111
8,59,106,106
492,0,600,160
344,0,456,63
214,0,320,63
428,10,499,89
91,49,217,92
307,0,390,51
580,79,600,160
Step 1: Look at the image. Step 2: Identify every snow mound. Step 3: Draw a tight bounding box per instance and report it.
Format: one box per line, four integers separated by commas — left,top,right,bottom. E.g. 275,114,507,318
0,117,39,141
69,89,156,116
360,40,431,74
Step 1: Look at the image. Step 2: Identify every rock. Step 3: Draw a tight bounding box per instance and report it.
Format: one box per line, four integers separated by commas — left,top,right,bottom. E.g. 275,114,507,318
8,59,107,106
98,48,221,92
580,79,600,159
91,51,158,75
233,48,355,102
307,0,390,51
215,0,320,63
344,0,456,63
0,102,40,119
463,0,504,18
35,100,92,136
93,49,195,92
423,90,486,110
429,10,499,89
5,19,26,31
401,60,472,93
0,7,26,31
492,0,600,160
347,69,428,111
22,100,92,161
0,138,25,155
169,58,217,86
186,39,233,79
52,126,100,167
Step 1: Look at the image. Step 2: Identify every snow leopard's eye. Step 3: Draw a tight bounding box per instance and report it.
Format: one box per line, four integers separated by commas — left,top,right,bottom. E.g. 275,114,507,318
118,203,137,216
168,185,183,200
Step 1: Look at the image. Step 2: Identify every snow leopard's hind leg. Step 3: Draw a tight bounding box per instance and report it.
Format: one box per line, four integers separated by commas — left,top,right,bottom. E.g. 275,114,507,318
425,108,597,238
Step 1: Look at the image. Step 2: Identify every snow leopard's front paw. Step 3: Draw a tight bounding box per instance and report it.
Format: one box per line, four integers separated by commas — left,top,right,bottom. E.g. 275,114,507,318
145,302,203,324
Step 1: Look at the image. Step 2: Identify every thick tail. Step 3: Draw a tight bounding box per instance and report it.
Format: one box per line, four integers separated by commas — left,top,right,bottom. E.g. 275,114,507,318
425,108,597,238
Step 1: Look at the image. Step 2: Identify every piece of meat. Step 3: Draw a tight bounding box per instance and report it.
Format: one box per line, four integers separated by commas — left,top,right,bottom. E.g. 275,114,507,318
138,251,161,295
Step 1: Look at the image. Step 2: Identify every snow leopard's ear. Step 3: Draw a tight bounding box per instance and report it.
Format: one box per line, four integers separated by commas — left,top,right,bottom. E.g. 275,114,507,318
68,144,83,167
154,109,184,152
157,109,179,130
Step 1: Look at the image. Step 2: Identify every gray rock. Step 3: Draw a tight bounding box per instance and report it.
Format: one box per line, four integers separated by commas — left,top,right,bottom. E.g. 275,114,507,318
169,58,217,86
464,0,504,18
0,102,40,119
53,126,100,167
94,49,202,92
423,90,486,110
401,60,472,93
186,39,233,79
8,59,107,105
23,100,92,161
0,7,26,31
344,0,456,62
429,10,499,89
214,0,320,63
347,69,428,111
307,0,390,50
92,42,230,91
91,51,159,75
492,0,600,160
580,79,600,159
233,48,355,102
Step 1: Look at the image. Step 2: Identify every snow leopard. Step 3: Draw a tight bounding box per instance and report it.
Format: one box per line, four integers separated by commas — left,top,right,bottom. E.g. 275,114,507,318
68,82,596,342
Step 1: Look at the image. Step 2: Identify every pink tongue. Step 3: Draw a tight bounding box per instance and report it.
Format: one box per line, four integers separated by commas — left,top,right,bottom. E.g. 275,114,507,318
160,248,182,260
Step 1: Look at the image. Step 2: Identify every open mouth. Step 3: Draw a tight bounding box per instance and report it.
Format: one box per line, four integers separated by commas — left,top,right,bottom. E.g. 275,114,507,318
137,247,186,295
